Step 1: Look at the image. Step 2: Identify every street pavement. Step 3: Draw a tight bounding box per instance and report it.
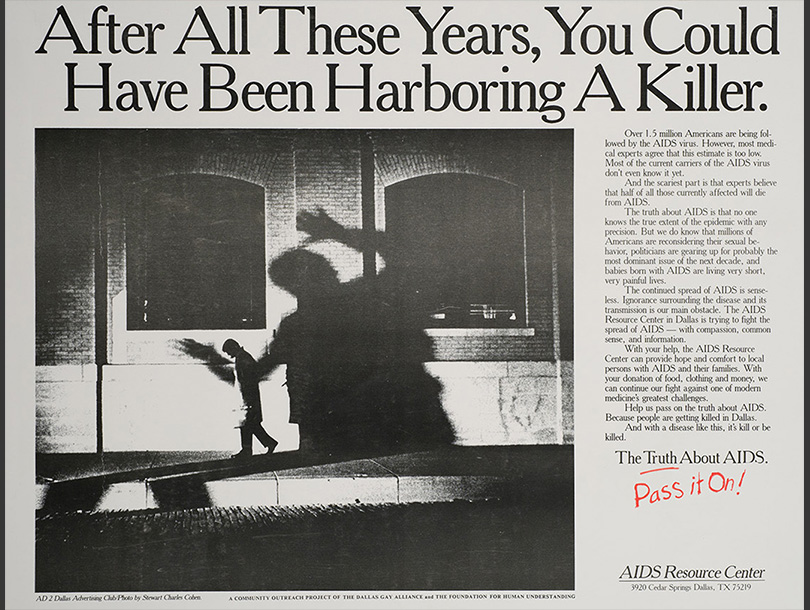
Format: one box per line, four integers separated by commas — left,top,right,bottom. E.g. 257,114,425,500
35,445,574,592
36,445,570,512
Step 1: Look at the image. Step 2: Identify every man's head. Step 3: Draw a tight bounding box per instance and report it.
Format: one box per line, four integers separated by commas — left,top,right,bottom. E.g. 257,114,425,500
222,339,241,358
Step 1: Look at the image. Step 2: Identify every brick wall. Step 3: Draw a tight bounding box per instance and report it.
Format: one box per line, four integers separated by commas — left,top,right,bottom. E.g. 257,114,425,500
36,130,99,366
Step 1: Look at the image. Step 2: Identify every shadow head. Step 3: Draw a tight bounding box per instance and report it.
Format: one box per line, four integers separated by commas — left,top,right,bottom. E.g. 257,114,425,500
268,248,340,298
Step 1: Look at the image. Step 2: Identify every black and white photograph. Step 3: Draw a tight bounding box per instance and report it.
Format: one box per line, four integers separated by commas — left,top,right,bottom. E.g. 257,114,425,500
34,128,574,593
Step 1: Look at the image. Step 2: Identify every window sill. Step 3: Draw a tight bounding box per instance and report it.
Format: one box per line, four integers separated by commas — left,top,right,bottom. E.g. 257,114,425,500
425,328,536,337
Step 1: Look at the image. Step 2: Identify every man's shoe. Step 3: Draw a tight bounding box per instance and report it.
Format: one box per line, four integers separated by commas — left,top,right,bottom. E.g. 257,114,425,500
231,450,251,459
264,439,279,455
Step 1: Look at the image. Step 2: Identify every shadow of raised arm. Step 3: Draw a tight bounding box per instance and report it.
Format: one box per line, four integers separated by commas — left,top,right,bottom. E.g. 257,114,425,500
298,208,390,260
175,339,235,385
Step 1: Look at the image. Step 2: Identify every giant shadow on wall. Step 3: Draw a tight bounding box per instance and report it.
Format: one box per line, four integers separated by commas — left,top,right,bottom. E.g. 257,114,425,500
178,208,457,459
256,209,457,457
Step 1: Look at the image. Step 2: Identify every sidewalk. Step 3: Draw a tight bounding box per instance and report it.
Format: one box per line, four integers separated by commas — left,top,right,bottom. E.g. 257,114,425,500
36,445,572,513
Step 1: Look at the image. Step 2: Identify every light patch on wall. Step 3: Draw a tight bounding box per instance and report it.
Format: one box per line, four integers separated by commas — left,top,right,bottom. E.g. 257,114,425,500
299,240,364,283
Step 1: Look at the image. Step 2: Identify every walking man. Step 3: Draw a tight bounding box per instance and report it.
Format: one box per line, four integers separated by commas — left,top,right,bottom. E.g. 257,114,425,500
222,338,278,458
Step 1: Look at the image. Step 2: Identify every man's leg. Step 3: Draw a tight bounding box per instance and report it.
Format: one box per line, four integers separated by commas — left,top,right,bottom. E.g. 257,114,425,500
231,426,252,458
252,424,278,454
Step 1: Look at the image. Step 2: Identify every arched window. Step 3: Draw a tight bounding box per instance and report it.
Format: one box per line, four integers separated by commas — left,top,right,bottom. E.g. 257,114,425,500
126,174,266,330
385,173,527,328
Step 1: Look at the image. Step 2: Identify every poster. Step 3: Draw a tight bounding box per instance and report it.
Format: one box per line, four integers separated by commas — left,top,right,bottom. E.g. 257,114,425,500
5,1,803,608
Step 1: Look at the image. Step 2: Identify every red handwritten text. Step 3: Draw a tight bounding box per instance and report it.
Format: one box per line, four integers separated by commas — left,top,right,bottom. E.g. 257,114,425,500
633,468,747,508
